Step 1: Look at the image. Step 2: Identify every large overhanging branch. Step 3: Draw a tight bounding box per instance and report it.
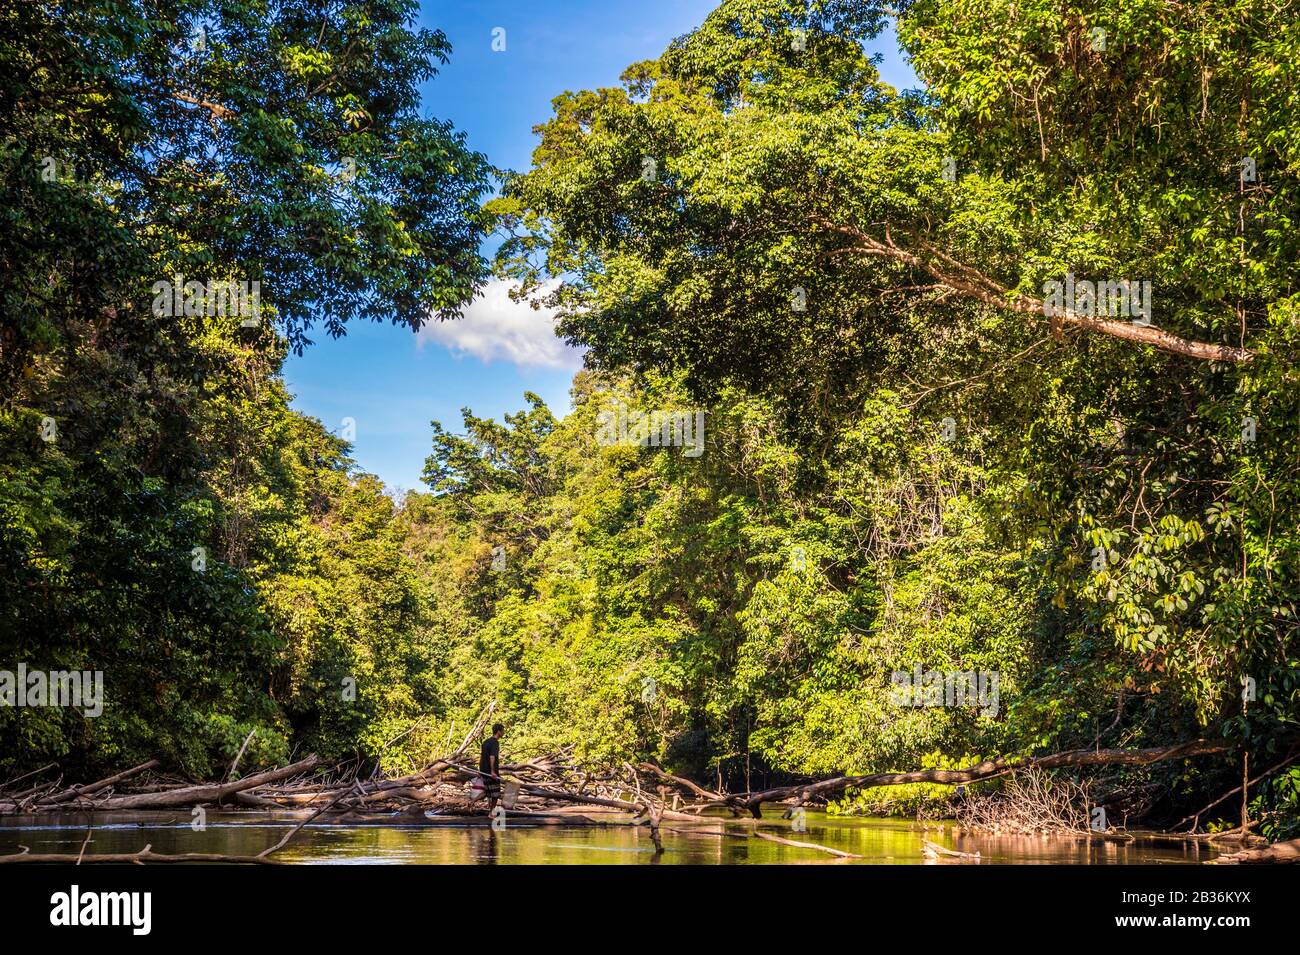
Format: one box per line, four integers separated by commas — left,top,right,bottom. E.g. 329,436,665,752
716,739,1231,818
817,219,1254,364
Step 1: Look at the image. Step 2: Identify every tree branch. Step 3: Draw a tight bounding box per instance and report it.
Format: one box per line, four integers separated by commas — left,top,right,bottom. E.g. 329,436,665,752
717,739,1232,818
816,219,1254,364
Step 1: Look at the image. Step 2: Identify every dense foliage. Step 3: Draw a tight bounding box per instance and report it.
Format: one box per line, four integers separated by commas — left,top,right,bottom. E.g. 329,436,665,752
485,0,1300,828
2,0,1297,835
1,0,490,776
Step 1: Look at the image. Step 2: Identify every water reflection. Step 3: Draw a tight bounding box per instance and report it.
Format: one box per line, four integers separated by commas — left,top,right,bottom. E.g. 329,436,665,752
470,828,499,865
0,810,1219,865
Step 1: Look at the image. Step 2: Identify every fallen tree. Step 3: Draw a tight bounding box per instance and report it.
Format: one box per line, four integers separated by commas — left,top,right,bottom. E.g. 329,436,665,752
38,760,161,806
0,781,353,865
58,756,323,811
0,737,1236,822
2,730,1274,864
709,739,1232,818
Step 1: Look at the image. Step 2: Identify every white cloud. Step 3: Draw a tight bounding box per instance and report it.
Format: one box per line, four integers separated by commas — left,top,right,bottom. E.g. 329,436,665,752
419,279,584,370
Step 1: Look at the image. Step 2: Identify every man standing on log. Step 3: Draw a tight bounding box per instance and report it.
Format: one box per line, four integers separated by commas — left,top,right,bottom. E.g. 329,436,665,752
480,723,504,814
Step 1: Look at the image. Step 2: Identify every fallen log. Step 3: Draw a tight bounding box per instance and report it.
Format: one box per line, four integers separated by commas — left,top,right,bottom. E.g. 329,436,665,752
58,756,321,811
233,791,290,809
38,760,161,805
719,739,1232,818
1210,837,1300,865
516,783,700,822
1,729,1242,860
636,762,725,802
9,782,61,812
922,839,980,861
0,775,352,865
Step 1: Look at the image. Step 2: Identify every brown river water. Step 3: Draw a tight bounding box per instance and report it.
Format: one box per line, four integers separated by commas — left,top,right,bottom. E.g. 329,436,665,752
0,808,1220,864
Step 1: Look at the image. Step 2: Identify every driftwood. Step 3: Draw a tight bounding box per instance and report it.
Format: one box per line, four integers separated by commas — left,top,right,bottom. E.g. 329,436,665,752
1210,836,1300,864
39,760,161,805
662,824,860,859
716,739,1231,818
0,725,1276,865
922,839,980,861
0,737,1239,825
515,783,700,822
0,780,355,865
636,762,724,803
956,765,1092,835
63,756,322,811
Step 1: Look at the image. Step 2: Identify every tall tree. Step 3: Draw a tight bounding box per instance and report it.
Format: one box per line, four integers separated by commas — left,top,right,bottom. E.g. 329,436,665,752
495,0,1300,823
0,0,491,775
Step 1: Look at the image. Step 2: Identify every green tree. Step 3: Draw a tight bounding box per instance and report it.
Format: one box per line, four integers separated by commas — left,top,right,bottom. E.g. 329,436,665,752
0,0,491,777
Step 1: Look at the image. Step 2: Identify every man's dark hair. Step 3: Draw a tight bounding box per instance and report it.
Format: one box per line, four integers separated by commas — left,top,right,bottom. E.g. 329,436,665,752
492,723,504,735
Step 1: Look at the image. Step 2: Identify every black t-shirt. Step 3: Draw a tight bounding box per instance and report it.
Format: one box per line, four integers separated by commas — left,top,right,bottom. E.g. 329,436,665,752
480,736,500,777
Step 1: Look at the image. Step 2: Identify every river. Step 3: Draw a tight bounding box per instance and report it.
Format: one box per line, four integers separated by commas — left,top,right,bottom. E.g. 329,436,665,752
0,808,1220,864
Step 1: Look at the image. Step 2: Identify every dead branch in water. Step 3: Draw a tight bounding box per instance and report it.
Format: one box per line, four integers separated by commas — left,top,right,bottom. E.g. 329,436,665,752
923,839,980,861
0,728,1265,865
956,766,1093,835
0,774,360,865
712,739,1231,818
39,760,161,806
58,756,323,811
1211,836,1300,864
0,845,285,865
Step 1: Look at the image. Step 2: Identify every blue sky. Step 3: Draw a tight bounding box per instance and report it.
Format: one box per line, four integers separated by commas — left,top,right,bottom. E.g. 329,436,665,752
283,1,920,493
